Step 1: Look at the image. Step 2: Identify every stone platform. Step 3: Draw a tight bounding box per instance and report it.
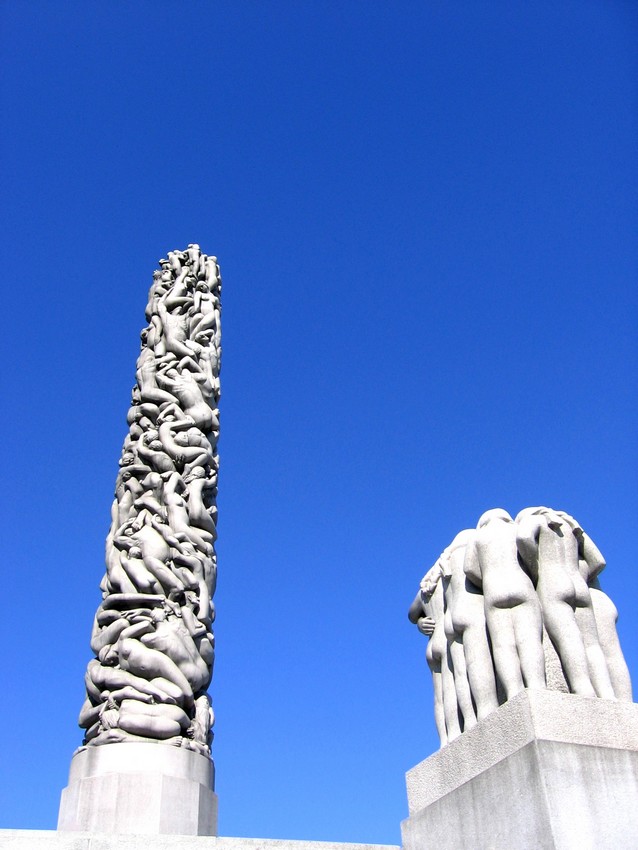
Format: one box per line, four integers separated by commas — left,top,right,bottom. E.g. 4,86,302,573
402,689,638,850
0,833,399,850
58,743,217,836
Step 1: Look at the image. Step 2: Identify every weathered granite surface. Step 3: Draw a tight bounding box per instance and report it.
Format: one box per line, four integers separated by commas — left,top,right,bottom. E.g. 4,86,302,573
0,833,399,850
58,743,217,835
403,690,638,850
59,247,222,836
409,507,633,746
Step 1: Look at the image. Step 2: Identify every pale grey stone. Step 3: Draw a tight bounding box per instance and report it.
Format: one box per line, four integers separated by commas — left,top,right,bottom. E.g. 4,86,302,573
408,561,455,744
403,690,638,848
77,246,221,752
409,506,633,745
405,688,638,814
465,508,546,699
57,743,217,835
441,530,498,728
402,739,638,850
0,833,399,850
588,578,633,700
59,248,222,835
0,833,90,850
516,507,614,699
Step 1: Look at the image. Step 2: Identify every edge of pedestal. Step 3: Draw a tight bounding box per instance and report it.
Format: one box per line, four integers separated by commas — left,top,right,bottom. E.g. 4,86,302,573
58,743,217,836
0,831,401,850
405,689,638,813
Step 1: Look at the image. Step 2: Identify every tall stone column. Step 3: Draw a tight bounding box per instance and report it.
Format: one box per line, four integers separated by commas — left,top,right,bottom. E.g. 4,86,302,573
58,246,221,836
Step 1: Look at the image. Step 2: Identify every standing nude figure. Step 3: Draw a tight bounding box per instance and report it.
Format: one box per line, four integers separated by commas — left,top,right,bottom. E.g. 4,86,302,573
464,509,546,701
409,561,460,745
191,280,221,340
443,530,498,723
574,532,633,702
516,508,615,699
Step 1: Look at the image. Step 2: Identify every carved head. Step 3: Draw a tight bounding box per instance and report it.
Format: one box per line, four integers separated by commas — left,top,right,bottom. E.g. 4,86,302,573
477,508,513,529
554,510,583,535
515,507,540,523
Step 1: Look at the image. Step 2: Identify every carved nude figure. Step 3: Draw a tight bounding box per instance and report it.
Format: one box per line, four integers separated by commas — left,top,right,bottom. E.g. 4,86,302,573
162,471,213,555
576,532,633,702
440,536,476,732
184,466,218,538
516,508,614,699
191,280,220,338
118,699,191,740
135,343,177,407
78,247,221,753
114,518,185,595
118,545,161,594
156,368,214,431
410,503,632,748
136,430,177,474
172,542,216,625
442,530,498,723
464,509,546,701
409,561,460,745
157,415,214,473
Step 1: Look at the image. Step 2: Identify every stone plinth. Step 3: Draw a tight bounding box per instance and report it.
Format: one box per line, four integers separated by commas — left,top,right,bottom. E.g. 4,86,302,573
57,743,217,836
402,689,638,850
0,832,399,850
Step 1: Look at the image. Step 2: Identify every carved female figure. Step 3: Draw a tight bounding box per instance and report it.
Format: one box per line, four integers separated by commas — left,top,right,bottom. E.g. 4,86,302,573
464,509,545,701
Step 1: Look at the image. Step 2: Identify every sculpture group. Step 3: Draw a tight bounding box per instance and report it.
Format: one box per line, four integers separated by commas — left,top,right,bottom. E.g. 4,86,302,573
409,507,633,746
77,245,221,756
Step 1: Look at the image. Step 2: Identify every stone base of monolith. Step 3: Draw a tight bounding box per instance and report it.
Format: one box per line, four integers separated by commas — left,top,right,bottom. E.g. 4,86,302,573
402,689,638,850
57,743,217,836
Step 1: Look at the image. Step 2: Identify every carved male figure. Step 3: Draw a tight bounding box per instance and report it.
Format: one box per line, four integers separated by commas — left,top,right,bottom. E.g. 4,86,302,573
442,529,499,723
409,560,461,745
516,507,615,699
464,508,546,700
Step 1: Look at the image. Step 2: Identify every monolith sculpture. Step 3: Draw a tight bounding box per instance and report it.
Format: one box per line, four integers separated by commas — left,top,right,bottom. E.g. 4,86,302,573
58,246,221,836
403,506,638,850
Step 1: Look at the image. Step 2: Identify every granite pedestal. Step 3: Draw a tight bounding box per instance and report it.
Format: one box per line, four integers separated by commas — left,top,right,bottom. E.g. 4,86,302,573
402,689,638,850
58,743,217,836
0,829,401,850
0,834,399,850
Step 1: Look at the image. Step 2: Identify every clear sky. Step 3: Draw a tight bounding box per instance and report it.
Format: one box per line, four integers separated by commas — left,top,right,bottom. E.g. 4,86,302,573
1,2,637,845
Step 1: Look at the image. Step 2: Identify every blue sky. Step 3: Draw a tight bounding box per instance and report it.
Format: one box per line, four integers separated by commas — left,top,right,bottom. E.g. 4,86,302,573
1,2,637,845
